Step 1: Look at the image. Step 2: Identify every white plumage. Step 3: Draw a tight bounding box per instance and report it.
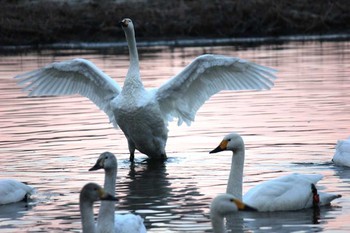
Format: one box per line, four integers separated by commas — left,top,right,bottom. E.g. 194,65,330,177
89,152,146,233
332,137,350,167
114,213,146,233
210,132,341,212
15,18,277,161
0,179,34,205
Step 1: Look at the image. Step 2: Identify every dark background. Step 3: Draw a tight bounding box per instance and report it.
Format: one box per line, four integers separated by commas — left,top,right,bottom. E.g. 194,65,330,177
1,0,349,46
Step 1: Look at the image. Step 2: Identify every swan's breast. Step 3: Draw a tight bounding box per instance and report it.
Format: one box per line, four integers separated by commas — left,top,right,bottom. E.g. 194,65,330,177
112,91,165,130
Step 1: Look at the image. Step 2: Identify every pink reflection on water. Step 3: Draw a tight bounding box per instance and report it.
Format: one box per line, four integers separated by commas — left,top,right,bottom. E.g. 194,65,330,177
0,41,349,232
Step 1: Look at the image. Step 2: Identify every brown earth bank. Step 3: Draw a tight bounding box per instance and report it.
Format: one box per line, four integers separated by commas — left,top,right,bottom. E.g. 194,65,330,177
1,0,350,47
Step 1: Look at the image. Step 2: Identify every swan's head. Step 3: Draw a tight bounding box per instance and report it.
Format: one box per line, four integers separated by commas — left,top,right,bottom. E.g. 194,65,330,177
79,183,118,203
210,193,257,217
209,132,244,154
120,18,134,29
89,151,117,172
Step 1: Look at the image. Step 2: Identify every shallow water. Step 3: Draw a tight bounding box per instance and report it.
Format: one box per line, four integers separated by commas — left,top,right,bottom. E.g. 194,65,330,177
0,41,350,232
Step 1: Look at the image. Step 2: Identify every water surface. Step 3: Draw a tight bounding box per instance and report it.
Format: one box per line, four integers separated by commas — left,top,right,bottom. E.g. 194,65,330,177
0,41,350,232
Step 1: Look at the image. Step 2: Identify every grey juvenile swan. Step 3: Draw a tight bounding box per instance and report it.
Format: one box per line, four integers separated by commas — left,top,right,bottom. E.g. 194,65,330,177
210,193,256,233
89,152,146,233
79,183,117,233
15,18,277,161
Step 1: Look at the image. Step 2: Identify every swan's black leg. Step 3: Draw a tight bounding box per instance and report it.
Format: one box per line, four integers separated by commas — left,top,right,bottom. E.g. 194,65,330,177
129,152,135,162
127,139,136,162
160,153,167,162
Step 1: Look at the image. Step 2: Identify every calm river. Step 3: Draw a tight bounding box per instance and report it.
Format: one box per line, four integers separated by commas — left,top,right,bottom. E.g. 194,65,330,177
0,40,350,232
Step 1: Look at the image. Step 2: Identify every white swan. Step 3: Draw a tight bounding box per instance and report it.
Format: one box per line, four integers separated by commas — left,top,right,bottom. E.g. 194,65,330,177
210,193,256,233
79,182,118,233
89,151,147,233
332,137,350,167
210,132,341,212
0,179,34,205
15,18,277,161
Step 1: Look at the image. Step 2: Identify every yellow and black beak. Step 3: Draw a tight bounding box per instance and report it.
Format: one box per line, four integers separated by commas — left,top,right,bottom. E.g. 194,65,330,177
88,158,103,171
232,198,257,211
209,140,228,154
98,188,118,201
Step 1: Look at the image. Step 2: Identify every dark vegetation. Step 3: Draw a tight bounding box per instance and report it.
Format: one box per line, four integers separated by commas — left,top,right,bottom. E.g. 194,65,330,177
1,0,349,46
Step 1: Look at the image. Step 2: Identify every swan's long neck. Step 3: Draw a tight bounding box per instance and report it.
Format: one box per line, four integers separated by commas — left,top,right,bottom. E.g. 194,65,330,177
103,168,116,198
97,168,116,233
124,27,143,89
226,148,245,200
211,214,226,233
80,201,97,233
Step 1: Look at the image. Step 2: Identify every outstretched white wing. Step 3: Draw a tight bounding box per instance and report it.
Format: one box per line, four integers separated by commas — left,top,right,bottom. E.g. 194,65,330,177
15,58,122,128
156,54,277,125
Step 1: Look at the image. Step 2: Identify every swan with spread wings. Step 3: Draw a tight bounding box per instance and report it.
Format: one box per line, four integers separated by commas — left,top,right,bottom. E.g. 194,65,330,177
15,18,277,161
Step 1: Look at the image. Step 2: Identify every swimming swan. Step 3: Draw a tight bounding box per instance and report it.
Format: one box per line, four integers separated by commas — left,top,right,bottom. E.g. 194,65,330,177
79,183,118,233
210,193,256,233
210,133,341,211
89,152,147,233
0,179,34,205
15,18,277,161
332,137,350,167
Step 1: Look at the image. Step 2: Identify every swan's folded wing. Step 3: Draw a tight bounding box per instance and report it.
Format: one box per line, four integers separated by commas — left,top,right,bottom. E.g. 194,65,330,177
155,54,277,126
243,174,324,211
15,58,122,128
243,175,316,211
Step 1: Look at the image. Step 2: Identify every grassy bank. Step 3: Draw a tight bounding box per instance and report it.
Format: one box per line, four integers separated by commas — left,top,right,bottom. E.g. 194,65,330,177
1,0,349,46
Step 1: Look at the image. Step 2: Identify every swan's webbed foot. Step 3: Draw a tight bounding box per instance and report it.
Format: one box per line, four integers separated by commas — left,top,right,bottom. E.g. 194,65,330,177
147,153,167,162
311,184,320,207
311,184,320,223
23,194,30,202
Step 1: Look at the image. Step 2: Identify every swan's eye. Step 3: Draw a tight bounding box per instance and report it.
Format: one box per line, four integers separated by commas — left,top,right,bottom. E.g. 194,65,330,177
105,156,108,159
227,139,231,141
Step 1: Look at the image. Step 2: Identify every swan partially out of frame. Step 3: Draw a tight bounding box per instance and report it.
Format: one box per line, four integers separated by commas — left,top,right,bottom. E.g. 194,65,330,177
210,193,256,233
210,132,341,212
332,137,350,167
79,182,118,233
0,179,34,205
15,18,277,161
89,152,146,233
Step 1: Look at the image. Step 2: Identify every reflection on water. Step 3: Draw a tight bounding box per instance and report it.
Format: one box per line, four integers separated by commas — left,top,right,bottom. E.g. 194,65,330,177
117,158,210,232
0,41,350,232
226,206,326,233
0,202,33,222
